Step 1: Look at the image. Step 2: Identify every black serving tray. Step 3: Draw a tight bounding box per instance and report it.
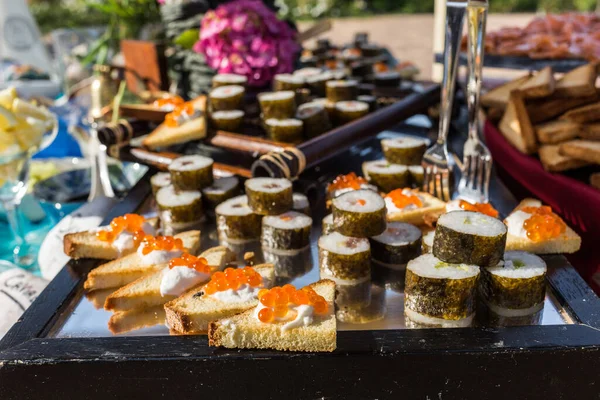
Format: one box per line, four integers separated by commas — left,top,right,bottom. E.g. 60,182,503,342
1,118,599,399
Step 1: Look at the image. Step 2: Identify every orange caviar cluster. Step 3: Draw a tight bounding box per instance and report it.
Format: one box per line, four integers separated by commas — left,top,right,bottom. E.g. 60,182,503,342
96,214,146,243
153,96,184,109
385,189,423,209
168,253,210,274
459,200,499,218
257,284,328,323
522,206,566,242
140,235,184,255
165,102,195,127
204,267,262,295
374,62,389,73
327,172,368,193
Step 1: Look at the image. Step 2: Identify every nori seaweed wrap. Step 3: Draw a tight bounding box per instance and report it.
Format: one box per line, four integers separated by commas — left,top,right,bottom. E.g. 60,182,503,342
332,189,386,237
156,185,204,235
261,211,312,252
292,193,311,216
381,136,428,165
210,110,244,132
409,165,425,188
305,71,333,97
264,118,304,143
357,95,378,112
273,74,305,91
350,62,373,78
359,43,382,58
168,155,214,191
322,214,334,235
215,195,262,243
201,176,240,210
245,177,293,215
263,246,312,285
209,85,245,111
258,91,296,119
362,160,410,192
296,102,331,139
433,211,507,267
374,71,401,88
369,222,422,265
326,80,359,103
212,73,247,88
404,254,480,327
150,172,171,196
335,101,370,124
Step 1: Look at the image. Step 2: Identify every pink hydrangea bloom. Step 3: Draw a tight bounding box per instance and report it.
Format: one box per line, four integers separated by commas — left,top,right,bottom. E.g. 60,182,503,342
195,0,299,87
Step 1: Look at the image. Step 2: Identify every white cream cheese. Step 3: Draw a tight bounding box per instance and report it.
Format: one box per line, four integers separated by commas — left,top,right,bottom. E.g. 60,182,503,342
159,266,210,297
136,244,183,266
211,284,261,303
253,302,317,332
101,221,157,255
505,210,532,239
445,200,462,213
384,189,424,213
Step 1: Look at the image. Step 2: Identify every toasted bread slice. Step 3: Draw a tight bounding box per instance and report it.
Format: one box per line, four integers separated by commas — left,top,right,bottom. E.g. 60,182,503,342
559,102,600,123
165,264,275,335
519,66,555,98
591,172,600,189
104,246,236,312
208,279,336,352
580,123,600,140
554,63,598,98
499,91,537,154
526,93,598,124
64,217,160,260
108,306,166,334
142,96,207,149
485,107,504,123
84,230,201,291
386,191,447,226
535,120,581,144
504,198,581,254
538,144,590,172
481,74,531,109
559,140,600,164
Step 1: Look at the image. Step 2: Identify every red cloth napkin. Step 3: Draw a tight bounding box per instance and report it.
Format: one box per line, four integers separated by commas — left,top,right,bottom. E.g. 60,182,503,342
484,121,600,293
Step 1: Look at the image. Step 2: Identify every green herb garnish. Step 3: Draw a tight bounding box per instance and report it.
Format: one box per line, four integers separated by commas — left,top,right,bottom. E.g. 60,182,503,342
512,259,525,269
435,261,450,269
464,217,472,225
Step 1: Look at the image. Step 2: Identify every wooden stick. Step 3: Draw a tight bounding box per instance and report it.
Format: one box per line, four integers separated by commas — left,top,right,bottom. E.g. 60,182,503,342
297,20,332,43
209,130,287,155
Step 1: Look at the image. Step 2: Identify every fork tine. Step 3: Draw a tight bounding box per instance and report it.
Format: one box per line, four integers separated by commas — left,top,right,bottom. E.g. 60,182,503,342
483,158,491,202
476,156,484,193
469,155,478,191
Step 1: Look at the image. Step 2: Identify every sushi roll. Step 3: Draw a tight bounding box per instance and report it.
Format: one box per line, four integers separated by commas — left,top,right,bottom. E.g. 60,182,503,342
201,176,240,210
209,85,245,111
335,101,369,124
359,43,382,58
319,231,371,307
292,192,311,215
336,284,386,324
150,172,171,196
296,102,331,139
404,254,480,327
245,177,293,215
350,62,373,78
374,71,401,88
357,95,378,112
326,80,359,103
326,172,378,202
362,160,410,193
293,67,322,80
258,91,296,119
332,189,386,238
264,247,312,285
264,118,304,143
295,88,312,106
210,110,244,132
408,165,424,188
215,195,262,243
433,211,507,267
322,214,335,235
479,251,547,317
305,71,333,97
273,74,305,91
422,229,435,253
212,73,248,88
381,137,428,165
300,55,318,67
168,155,214,191
261,211,312,253
156,185,203,235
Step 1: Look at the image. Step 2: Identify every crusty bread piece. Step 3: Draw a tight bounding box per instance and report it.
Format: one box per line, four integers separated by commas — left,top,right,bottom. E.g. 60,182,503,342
559,102,600,123
519,66,554,98
64,217,160,260
535,120,581,144
504,198,581,254
108,306,166,335
485,107,504,123
208,280,336,352
591,172,600,189
142,96,207,149
526,93,598,124
499,91,537,154
553,63,598,98
386,191,447,226
165,264,275,335
559,140,600,164
481,74,531,109
104,246,236,312
84,230,201,291
580,123,600,140
538,144,590,172
85,288,115,310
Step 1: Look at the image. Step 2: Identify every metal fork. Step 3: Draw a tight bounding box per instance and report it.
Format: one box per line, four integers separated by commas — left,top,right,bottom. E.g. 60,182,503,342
422,0,467,201
457,0,492,203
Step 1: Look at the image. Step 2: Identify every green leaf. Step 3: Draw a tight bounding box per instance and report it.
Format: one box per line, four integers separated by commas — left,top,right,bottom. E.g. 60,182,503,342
174,29,200,50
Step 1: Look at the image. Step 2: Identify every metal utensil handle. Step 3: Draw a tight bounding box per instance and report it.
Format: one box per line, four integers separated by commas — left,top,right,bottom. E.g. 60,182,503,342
438,1,467,144
466,0,488,140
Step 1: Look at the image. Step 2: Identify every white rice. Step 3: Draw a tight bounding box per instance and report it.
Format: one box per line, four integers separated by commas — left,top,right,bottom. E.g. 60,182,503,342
405,308,475,328
318,231,370,255
485,301,544,317
203,176,239,195
150,172,171,188
293,193,309,210
156,185,201,208
370,222,421,245
322,213,333,226
333,189,385,213
486,251,546,279
211,110,244,120
364,160,408,175
293,67,323,79
326,80,358,88
213,74,247,85
306,71,333,83
336,101,369,112
265,118,303,127
215,195,253,216
375,71,401,80
297,102,324,118
275,74,304,85
263,211,312,230
407,254,480,280
422,230,435,250
437,210,507,237
259,91,294,101
381,136,427,149
245,177,292,194
210,85,245,98
168,155,213,172
409,165,423,175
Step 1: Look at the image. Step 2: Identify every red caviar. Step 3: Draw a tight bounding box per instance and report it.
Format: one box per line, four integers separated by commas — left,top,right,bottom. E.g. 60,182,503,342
203,266,262,295
327,172,368,194
458,200,499,218
356,199,366,206
257,285,328,323
96,214,147,244
165,102,195,127
374,62,389,73
140,235,184,255
385,189,423,209
521,206,566,242
153,95,184,109
168,253,210,274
